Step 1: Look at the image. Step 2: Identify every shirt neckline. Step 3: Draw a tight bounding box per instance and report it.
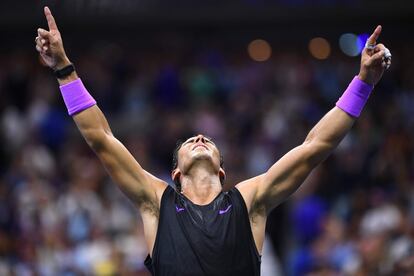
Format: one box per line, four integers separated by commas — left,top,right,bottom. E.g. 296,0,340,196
178,189,224,208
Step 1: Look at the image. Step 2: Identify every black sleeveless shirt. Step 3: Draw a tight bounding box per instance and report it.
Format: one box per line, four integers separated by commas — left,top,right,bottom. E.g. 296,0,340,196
144,185,261,276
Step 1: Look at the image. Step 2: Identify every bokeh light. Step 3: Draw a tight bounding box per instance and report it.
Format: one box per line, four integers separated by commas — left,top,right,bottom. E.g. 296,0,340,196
339,33,359,57
308,37,331,60
248,39,272,62
357,33,370,53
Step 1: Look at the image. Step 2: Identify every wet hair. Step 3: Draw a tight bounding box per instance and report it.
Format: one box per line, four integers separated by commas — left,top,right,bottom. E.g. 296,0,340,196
172,136,224,191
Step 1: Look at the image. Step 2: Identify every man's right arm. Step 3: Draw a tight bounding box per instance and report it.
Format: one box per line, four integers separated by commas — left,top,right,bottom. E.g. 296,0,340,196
35,7,167,214
73,103,167,212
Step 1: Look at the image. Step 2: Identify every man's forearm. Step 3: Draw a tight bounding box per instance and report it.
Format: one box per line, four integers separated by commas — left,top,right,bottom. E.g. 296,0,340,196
55,66,112,150
73,105,113,151
303,74,374,165
304,107,355,162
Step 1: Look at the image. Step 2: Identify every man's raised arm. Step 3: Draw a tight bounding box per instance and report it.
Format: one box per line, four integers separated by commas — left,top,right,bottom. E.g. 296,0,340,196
35,7,167,213
238,25,391,214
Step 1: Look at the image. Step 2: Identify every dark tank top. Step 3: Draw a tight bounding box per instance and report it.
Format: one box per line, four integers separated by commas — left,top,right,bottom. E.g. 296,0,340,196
144,185,261,276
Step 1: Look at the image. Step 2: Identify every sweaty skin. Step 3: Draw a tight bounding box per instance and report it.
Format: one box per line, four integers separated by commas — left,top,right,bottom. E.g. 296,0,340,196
35,7,389,256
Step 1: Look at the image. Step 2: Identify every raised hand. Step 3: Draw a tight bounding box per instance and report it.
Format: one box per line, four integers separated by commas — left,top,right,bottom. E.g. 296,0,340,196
35,6,71,70
358,25,392,86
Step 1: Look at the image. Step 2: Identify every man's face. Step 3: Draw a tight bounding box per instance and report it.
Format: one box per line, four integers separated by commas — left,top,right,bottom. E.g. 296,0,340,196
176,134,222,174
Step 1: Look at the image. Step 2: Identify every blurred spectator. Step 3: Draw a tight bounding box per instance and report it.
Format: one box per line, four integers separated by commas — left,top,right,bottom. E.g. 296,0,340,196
0,30,413,275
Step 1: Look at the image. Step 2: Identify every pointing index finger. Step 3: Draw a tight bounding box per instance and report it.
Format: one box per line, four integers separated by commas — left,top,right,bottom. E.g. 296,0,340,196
366,25,382,45
44,6,58,31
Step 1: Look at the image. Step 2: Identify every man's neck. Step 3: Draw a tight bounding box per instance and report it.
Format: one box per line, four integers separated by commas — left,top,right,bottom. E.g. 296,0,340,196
180,166,222,205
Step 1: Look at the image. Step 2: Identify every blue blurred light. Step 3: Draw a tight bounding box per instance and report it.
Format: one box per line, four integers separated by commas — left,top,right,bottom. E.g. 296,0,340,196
339,33,359,57
357,33,370,54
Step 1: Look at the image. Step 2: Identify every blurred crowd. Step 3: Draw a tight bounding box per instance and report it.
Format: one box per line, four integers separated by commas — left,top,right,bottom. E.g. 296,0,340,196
0,33,413,275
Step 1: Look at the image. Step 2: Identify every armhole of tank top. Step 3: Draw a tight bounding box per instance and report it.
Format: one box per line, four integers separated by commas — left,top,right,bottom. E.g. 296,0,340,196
231,187,262,259
149,185,174,260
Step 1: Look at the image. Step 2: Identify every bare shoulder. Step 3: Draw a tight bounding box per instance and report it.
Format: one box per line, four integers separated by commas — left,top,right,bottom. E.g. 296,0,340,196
235,175,267,254
235,174,265,215
137,170,169,217
139,173,168,256
145,172,169,203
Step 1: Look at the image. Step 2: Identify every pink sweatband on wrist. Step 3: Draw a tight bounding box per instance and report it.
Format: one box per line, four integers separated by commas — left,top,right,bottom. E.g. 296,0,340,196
59,78,96,116
336,76,373,118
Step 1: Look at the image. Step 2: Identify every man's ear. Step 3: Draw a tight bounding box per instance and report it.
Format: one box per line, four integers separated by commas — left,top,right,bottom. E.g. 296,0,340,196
219,168,226,183
172,169,181,183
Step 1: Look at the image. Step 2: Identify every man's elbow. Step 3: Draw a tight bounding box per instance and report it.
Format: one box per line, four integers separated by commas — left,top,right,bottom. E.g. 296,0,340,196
302,140,334,167
82,128,111,152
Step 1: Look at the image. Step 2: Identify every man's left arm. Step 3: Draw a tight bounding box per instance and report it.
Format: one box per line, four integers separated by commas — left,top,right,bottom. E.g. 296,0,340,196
238,25,391,214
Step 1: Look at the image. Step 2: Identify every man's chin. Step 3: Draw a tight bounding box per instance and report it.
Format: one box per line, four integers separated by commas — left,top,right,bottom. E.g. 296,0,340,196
184,154,219,173
192,151,212,161
190,152,216,165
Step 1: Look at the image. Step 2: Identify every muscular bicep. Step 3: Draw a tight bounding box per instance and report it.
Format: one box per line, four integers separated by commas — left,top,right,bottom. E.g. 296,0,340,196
72,106,167,212
92,133,167,254
255,141,326,212
97,134,166,208
236,143,328,254
252,108,354,212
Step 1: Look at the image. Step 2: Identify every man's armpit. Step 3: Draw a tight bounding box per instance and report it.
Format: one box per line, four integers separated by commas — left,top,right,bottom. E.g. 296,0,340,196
139,199,160,219
249,200,266,224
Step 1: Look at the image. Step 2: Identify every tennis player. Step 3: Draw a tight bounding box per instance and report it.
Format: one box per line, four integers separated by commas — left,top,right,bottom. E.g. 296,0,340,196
35,6,391,276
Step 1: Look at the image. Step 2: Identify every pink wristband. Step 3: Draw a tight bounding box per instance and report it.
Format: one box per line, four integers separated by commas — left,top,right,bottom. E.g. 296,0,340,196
60,78,96,116
336,76,373,118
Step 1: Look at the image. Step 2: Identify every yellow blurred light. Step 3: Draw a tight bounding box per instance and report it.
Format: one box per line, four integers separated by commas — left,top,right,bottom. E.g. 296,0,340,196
248,39,272,62
308,37,331,60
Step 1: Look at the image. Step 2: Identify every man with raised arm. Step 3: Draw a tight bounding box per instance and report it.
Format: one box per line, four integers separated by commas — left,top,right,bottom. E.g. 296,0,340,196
35,6,391,276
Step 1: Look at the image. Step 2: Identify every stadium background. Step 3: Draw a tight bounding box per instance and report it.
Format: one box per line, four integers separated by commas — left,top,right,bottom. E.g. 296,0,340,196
0,0,413,275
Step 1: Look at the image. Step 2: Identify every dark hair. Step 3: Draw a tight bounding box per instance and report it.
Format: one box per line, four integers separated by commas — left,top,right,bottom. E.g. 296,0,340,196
172,136,224,191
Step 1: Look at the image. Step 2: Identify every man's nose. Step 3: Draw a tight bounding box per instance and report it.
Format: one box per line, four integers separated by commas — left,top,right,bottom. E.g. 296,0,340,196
195,135,206,143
